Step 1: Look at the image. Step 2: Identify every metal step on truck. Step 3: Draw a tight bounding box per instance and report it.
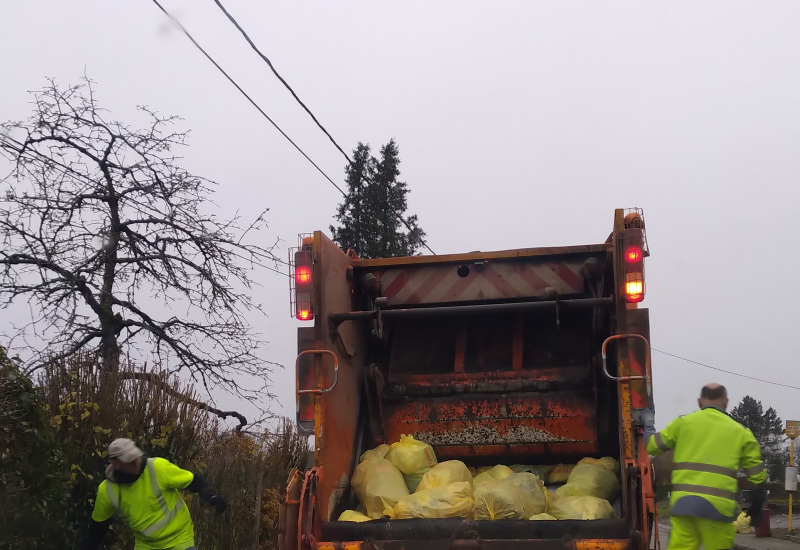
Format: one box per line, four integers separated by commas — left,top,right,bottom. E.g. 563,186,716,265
280,208,657,550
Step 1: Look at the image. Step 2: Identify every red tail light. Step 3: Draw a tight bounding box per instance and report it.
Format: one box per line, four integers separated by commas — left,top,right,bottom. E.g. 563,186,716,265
295,266,312,284
622,228,646,303
293,249,314,320
625,247,643,263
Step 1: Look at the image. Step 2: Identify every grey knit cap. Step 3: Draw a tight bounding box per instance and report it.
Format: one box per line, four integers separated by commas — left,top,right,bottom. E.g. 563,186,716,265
107,438,143,463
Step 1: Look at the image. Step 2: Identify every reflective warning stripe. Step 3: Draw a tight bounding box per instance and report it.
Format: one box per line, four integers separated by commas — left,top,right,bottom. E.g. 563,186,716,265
105,481,127,523
672,483,738,501
105,458,184,538
138,458,183,537
140,498,184,536
744,463,764,476
654,433,670,452
147,458,168,515
673,462,737,478
105,481,119,510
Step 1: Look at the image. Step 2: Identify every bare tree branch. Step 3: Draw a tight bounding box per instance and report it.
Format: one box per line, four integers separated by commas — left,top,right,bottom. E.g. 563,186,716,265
0,77,280,401
115,371,248,430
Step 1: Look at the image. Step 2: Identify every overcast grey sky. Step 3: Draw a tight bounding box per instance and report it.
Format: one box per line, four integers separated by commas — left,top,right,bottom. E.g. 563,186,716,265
2,1,799,431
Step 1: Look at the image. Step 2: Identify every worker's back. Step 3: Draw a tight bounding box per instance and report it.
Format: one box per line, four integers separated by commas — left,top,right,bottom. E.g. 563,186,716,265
671,407,750,471
667,407,757,518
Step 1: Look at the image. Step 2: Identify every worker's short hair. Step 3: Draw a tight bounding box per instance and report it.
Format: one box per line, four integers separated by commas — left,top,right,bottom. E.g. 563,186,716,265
700,384,727,400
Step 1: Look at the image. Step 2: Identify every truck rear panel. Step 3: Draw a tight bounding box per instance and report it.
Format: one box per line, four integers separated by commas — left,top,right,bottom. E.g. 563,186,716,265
282,209,656,550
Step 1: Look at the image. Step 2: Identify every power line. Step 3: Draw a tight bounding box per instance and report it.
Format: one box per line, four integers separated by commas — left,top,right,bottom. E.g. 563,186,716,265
652,347,800,391
181,0,436,255
148,0,346,196
211,0,351,164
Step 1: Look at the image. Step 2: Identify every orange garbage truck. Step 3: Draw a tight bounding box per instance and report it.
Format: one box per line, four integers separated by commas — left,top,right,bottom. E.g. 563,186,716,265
280,208,657,550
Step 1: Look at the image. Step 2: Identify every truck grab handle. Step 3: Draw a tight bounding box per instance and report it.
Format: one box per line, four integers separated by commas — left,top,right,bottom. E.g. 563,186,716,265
601,334,653,402
295,349,339,394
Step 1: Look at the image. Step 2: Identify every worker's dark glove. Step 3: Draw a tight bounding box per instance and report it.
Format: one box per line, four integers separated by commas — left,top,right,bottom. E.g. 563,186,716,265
640,407,655,427
208,494,227,514
742,486,767,525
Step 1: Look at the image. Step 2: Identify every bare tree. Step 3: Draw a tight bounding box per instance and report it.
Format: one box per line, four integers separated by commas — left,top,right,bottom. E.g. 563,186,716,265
0,77,278,398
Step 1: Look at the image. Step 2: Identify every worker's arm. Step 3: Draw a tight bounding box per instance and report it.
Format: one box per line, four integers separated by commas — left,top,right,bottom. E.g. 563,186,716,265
645,412,680,456
740,428,767,485
154,458,227,514
187,473,227,513
739,428,767,523
81,519,111,550
81,483,114,550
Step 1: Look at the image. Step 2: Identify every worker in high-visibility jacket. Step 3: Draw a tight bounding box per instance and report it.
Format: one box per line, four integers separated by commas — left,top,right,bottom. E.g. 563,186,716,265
82,438,227,550
642,383,767,550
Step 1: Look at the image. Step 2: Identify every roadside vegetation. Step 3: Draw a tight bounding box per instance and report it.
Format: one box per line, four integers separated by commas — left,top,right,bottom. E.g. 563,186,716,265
0,347,308,550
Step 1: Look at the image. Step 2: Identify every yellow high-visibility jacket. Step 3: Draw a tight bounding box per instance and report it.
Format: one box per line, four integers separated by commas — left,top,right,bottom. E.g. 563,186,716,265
647,407,766,520
91,457,195,549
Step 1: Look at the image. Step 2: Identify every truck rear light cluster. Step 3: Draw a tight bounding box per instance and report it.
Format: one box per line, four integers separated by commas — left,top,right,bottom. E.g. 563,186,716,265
290,236,315,321
622,210,648,303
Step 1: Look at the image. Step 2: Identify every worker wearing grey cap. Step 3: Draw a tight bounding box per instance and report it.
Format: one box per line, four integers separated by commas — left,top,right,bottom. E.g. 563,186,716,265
82,438,226,550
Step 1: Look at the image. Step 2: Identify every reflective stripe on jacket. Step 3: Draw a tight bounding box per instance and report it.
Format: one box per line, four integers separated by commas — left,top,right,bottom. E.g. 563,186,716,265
646,407,766,520
92,457,195,549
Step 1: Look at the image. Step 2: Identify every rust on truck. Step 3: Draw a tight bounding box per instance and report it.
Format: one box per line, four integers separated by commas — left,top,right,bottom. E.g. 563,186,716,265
282,208,657,550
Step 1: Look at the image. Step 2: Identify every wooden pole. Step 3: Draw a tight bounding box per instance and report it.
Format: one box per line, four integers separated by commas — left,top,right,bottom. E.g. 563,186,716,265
252,474,263,550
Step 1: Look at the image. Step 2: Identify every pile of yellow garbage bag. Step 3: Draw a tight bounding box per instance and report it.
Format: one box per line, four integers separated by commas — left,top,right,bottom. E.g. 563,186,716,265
339,439,621,523
735,512,752,534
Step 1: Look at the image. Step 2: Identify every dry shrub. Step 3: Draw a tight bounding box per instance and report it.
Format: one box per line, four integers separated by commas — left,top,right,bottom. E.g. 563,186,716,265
37,353,214,548
192,418,309,550
34,352,308,550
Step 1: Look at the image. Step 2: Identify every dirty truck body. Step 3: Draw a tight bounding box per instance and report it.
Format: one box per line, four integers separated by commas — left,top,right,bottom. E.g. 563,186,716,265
281,208,656,550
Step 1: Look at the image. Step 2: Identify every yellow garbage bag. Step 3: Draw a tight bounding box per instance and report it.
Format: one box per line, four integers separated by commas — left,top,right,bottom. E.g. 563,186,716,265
529,513,558,520
351,458,410,519
386,434,438,492
504,473,548,515
474,483,529,520
554,463,619,502
577,457,619,474
417,460,473,492
547,464,575,484
360,444,391,462
511,464,556,480
549,496,616,520
338,510,373,522
735,512,752,534
474,465,514,488
387,482,475,519
474,473,547,520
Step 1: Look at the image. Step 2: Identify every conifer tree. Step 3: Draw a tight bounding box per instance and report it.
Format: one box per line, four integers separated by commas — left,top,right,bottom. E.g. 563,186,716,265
730,395,788,481
331,139,425,259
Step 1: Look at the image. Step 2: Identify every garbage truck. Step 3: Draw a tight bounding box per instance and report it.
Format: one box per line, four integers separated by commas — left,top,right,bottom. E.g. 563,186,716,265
280,208,657,550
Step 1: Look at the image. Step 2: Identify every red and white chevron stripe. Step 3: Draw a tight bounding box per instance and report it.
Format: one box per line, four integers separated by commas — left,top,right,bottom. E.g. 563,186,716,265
376,260,585,305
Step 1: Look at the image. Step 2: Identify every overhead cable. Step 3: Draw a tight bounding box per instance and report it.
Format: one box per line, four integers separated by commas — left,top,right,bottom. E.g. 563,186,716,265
652,348,800,391
149,0,346,196
186,0,437,255
211,0,352,164
212,0,435,254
